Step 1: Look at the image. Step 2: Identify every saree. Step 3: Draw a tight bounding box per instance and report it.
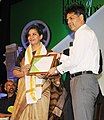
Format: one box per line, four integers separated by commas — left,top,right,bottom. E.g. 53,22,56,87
10,77,51,120
10,43,51,120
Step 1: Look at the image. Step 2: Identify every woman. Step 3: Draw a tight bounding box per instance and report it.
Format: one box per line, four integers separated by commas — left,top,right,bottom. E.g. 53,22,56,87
10,24,51,120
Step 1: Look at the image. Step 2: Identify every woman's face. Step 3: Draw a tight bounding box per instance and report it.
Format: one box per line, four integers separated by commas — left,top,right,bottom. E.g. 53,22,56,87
27,29,43,45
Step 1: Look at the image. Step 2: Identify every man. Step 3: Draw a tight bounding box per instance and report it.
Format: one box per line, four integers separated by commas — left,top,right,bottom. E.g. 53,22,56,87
48,4,100,120
0,80,16,118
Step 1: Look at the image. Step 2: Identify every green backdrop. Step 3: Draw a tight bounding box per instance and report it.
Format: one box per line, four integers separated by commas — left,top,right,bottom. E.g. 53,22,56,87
10,0,104,49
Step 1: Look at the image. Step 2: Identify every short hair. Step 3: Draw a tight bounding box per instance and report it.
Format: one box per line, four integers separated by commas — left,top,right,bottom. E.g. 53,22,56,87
65,4,86,22
26,24,43,38
4,80,16,88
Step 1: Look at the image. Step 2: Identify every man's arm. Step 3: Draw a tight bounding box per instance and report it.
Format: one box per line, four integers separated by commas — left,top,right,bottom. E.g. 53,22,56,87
0,113,11,118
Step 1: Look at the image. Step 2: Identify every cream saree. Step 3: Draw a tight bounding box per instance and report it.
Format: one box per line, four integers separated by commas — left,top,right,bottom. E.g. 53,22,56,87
10,43,51,120
10,77,51,120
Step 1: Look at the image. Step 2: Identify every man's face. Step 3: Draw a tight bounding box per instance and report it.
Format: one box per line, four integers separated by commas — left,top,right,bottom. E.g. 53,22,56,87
5,81,16,94
66,12,84,32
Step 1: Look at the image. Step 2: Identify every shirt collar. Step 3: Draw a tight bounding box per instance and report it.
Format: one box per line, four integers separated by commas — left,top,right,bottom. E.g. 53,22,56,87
75,24,86,34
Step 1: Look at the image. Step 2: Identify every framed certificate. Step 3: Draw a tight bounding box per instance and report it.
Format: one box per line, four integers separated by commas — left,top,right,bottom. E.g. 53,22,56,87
27,54,56,75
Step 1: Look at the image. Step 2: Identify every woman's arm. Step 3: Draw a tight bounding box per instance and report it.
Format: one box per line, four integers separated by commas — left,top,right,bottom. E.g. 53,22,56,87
13,64,31,78
13,69,25,78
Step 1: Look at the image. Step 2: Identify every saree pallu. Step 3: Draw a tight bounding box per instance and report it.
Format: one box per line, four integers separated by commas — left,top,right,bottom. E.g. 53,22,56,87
10,77,51,120
48,74,66,120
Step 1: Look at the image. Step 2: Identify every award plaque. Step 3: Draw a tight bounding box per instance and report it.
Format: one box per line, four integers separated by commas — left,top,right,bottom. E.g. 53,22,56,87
27,54,56,75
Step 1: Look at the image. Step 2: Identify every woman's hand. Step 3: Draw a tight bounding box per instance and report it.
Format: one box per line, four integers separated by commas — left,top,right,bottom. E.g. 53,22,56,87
36,74,47,79
47,67,59,76
21,64,31,75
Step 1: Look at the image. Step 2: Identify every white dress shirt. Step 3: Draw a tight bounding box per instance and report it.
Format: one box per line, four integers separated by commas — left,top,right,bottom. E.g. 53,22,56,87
57,24,100,74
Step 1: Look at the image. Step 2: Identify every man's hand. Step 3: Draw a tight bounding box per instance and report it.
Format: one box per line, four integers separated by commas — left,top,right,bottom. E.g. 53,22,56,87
0,113,11,118
48,52,62,59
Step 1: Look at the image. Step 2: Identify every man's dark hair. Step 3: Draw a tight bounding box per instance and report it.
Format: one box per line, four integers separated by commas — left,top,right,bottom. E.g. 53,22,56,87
65,4,86,22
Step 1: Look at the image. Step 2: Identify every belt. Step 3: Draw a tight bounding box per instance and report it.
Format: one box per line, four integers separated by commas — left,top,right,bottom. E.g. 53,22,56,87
70,71,93,78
